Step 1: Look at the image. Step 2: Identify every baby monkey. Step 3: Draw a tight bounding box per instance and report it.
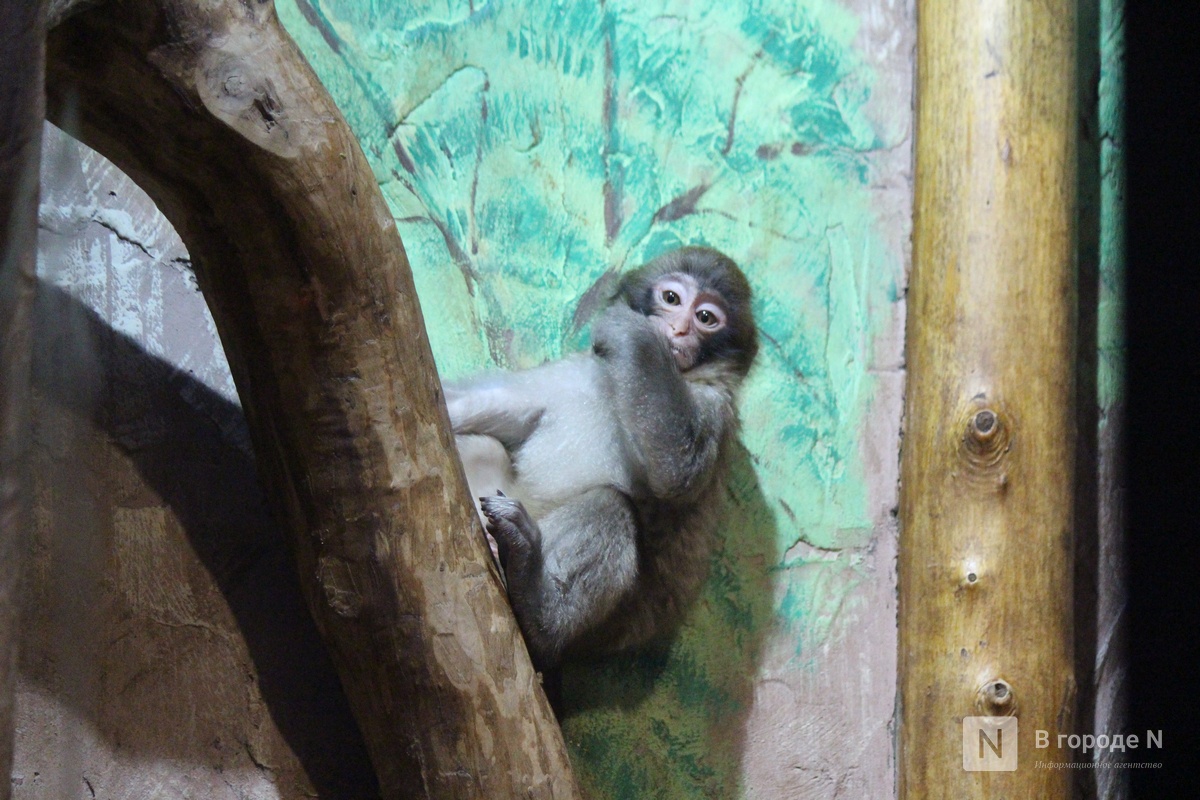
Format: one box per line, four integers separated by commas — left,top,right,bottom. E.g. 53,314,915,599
446,247,757,669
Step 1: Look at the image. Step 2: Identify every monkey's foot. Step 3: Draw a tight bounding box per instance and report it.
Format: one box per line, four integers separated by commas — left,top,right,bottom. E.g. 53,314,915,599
480,493,538,569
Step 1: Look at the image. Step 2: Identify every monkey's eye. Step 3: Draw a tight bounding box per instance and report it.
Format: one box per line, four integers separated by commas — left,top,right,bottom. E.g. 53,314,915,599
661,289,681,305
694,303,726,329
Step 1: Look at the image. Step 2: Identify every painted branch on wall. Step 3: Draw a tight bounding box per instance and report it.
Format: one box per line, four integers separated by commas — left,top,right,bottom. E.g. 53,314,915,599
45,1,579,797
900,0,1078,796
0,3,46,799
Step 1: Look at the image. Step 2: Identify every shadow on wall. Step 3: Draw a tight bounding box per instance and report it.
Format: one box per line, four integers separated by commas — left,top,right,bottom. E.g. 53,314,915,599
28,281,379,799
560,442,779,798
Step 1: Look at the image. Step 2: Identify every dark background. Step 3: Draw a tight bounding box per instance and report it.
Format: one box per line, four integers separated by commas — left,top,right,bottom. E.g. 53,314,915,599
1125,0,1200,795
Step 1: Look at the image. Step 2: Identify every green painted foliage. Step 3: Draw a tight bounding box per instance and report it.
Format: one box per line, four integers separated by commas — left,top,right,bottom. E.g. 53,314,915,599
279,0,900,795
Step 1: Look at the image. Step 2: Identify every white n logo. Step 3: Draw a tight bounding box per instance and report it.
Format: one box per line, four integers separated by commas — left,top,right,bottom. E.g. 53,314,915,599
963,717,1018,771
978,726,1003,759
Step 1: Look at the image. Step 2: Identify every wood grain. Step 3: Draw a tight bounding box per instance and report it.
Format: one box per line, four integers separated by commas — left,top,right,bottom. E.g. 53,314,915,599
900,0,1079,796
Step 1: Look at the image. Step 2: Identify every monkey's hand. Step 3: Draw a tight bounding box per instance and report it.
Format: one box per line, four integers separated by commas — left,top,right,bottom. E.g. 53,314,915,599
593,306,726,503
480,493,542,575
591,305,671,367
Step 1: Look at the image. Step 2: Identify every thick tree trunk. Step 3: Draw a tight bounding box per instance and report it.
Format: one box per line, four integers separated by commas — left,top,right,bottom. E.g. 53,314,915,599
899,0,1079,797
45,2,579,797
0,3,46,799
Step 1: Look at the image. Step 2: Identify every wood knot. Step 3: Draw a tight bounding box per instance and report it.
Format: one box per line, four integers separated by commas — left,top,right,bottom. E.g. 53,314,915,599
955,560,988,599
196,36,305,158
976,678,1017,716
962,562,981,588
972,409,996,436
958,397,1011,487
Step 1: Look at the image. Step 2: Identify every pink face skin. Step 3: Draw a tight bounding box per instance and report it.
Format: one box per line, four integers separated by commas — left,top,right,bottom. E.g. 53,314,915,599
649,273,728,371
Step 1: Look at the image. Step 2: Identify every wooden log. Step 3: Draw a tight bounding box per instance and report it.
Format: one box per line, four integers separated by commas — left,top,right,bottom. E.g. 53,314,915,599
0,3,46,798
899,0,1079,796
45,2,580,797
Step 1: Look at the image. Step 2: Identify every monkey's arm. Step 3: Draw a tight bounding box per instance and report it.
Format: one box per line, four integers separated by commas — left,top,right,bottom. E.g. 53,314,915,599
592,307,728,501
481,488,639,668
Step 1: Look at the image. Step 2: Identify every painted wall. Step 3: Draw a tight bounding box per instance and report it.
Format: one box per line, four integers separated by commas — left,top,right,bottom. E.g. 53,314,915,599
1094,1,1127,798
275,0,911,796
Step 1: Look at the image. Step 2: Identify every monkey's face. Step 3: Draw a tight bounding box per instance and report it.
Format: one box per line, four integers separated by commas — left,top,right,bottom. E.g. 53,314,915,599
648,273,728,371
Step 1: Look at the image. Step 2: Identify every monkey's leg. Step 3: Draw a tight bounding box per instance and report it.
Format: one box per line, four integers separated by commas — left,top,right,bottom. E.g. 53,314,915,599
455,433,516,568
445,385,544,447
481,488,638,668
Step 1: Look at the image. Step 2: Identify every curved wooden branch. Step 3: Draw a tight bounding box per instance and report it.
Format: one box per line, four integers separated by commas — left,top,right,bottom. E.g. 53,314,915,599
45,2,579,797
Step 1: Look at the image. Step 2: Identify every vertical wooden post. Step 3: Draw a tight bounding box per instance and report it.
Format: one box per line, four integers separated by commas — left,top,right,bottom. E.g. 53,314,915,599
0,3,46,798
899,0,1079,797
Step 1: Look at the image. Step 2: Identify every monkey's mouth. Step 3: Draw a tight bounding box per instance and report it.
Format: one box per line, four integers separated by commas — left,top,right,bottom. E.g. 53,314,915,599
669,345,695,371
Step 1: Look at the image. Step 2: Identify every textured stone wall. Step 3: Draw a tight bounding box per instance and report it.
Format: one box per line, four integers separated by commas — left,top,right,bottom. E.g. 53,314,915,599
17,126,376,799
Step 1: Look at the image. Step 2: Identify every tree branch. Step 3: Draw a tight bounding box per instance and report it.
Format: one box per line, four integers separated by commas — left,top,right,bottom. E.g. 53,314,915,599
45,2,579,797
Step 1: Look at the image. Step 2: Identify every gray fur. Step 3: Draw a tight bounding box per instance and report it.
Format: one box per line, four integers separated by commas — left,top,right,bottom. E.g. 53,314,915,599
446,248,755,669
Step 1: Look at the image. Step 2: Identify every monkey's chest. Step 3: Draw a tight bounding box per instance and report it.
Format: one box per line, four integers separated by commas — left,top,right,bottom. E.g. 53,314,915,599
509,400,631,515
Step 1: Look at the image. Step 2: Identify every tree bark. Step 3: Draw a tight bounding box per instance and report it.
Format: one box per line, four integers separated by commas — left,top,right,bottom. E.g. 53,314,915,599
45,2,579,797
899,0,1079,797
0,3,46,799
